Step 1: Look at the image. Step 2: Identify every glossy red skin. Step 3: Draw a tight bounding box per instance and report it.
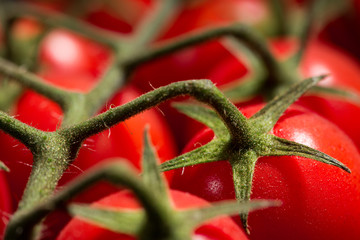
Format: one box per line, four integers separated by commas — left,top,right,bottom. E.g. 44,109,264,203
84,0,153,34
206,38,360,151
131,0,270,92
0,85,176,203
0,82,176,239
0,172,13,236
170,105,360,240
38,29,111,77
130,0,271,149
10,18,111,77
57,189,248,240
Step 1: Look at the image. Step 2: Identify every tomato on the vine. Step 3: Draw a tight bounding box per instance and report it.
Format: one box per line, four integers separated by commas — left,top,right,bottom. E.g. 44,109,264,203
170,104,360,240
131,0,273,93
59,84,178,203
38,29,111,78
57,189,249,240
204,38,360,151
0,81,177,205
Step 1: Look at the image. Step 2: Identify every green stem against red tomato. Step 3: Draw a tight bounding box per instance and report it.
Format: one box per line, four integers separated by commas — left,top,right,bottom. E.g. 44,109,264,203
4,129,276,240
0,1,356,239
0,75,274,239
161,76,350,231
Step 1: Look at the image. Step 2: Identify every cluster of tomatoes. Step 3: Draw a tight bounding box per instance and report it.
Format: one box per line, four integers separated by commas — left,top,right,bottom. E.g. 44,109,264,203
1,0,360,239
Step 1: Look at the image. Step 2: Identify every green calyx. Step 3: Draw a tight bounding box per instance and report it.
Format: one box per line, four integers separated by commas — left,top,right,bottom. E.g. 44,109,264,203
62,130,276,240
161,76,350,230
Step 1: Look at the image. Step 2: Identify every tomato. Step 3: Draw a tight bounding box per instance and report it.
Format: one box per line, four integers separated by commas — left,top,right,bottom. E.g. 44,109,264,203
57,189,248,240
204,38,360,151
128,0,275,149
0,82,177,205
59,84,177,203
131,0,272,93
38,29,111,78
0,172,12,237
170,104,360,240
84,0,153,34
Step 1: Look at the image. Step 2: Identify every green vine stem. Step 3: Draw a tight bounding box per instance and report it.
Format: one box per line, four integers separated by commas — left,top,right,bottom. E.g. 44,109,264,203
123,24,285,82
0,78,268,240
1,2,295,92
4,131,278,240
4,161,156,240
268,0,288,36
160,76,350,231
128,0,181,53
0,110,45,150
61,80,253,147
0,57,72,108
2,2,122,52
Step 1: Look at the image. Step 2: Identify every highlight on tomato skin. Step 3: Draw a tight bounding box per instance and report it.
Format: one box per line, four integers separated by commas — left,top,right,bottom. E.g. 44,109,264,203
38,29,112,78
203,37,360,153
170,104,360,240
56,190,249,240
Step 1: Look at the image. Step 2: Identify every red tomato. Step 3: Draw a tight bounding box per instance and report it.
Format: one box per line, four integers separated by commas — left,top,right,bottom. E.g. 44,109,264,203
131,0,271,93
38,29,111,77
57,190,248,240
170,104,360,240
59,84,178,203
0,73,176,206
205,38,360,151
84,0,153,34
0,172,12,236
130,0,273,149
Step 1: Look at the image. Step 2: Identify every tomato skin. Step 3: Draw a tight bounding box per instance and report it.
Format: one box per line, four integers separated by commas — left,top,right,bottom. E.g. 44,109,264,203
206,38,360,151
131,0,271,93
56,189,248,240
84,0,153,34
38,29,111,77
0,172,12,236
170,104,360,240
59,85,177,203
0,83,177,205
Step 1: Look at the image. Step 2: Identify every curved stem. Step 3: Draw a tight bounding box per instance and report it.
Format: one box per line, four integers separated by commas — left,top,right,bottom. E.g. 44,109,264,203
2,2,121,51
84,62,126,116
0,111,45,150
4,161,167,240
0,57,73,109
292,0,320,65
128,0,181,52
61,80,252,147
123,24,293,84
269,0,288,36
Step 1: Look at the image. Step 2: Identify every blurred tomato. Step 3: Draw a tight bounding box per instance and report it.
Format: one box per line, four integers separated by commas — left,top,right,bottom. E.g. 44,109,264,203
57,190,248,240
